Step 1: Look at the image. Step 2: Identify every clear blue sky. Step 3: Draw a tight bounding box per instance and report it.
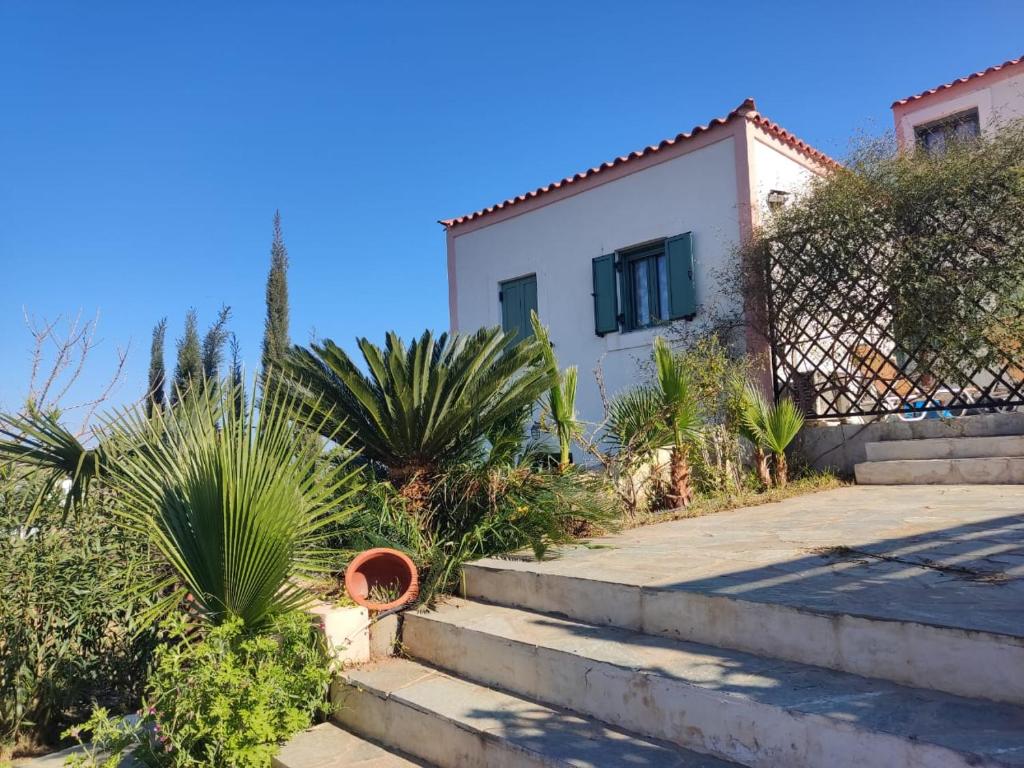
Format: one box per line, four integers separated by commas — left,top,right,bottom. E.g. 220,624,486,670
2,1,1022,414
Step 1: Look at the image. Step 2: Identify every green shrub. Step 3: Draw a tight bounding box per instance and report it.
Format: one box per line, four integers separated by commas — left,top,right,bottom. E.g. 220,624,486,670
342,445,617,602
0,474,159,754
64,612,331,768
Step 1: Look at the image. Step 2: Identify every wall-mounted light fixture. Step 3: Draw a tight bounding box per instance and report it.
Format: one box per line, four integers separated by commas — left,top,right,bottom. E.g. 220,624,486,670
767,189,790,212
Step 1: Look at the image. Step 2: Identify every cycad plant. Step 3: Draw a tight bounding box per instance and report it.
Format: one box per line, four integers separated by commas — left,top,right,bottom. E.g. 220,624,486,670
103,380,360,627
281,327,554,506
530,312,579,471
652,337,702,507
740,386,805,488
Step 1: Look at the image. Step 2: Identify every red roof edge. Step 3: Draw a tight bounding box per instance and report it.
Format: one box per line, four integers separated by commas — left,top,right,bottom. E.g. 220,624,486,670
891,54,1024,108
440,98,836,229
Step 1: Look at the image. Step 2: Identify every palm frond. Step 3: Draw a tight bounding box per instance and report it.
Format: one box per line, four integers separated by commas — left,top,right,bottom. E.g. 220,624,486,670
100,376,362,629
0,410,103,519
280,327,555,482
652,337,702,446
530,312,579,467
604,386,670,456
740,385,804,454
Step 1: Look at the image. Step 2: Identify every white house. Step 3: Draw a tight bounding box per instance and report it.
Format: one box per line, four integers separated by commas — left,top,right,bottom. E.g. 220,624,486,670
892,54,1024,151
441,98,833,433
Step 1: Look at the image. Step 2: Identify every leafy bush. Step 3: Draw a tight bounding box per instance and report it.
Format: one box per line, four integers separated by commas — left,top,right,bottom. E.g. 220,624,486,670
0,473,159,754
64,611,331,768
672,335,752,495
749,121,1024,394
343,446,616,601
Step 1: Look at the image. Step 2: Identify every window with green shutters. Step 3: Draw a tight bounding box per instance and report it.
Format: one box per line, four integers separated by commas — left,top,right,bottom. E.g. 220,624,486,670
499,274,538,346
591,232,695,335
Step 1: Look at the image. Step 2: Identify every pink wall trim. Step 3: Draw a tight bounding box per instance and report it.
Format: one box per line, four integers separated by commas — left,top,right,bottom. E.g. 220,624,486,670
732,119,774,394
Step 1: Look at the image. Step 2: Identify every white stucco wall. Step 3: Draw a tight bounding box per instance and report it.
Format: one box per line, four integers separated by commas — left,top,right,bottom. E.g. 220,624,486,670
894,67,1024,146
752,136,819,218
450,135,742,432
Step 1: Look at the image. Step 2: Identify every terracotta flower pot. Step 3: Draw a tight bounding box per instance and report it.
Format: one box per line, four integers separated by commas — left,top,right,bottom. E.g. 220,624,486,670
344,547,420,611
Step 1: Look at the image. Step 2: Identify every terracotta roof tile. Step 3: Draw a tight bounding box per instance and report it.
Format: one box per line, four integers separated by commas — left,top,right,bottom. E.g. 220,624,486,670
892,54,1024,107
441,98,836,229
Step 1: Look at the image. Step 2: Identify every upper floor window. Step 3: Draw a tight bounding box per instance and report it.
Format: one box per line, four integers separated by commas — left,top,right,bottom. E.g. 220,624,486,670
591,232,697,336
623,244,670,330
915,108,980,154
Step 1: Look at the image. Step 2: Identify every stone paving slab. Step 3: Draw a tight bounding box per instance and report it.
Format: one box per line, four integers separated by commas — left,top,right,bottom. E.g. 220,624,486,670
476,485,1024,637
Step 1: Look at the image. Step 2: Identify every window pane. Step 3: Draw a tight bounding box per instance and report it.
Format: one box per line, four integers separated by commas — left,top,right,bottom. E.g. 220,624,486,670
632,259,650,328
656,254,668,320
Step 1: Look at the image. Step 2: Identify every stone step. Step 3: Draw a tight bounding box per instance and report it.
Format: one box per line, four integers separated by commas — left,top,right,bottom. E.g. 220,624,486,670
404,598,1024,768
854,456,1024,484
332,657,737,768
273,722,426,768
461,558,1024,706
865,435,1024,462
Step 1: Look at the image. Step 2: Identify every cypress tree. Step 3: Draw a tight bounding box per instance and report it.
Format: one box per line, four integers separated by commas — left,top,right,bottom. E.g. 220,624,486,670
229,333,246,418
261,210,291,373
146,318,167,418
201,304,232,380
172,309,203,406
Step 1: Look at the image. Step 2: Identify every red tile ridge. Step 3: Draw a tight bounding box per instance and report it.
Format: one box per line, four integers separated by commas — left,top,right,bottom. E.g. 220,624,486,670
891,54,1024,107
440,98,836,229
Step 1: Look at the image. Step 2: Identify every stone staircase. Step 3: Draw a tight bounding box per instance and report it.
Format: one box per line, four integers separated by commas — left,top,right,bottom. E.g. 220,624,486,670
854,434,1024,484
314,554,1024,768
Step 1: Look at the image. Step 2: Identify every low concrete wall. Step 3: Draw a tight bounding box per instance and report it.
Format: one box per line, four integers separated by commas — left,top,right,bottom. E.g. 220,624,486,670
793,411,1024,476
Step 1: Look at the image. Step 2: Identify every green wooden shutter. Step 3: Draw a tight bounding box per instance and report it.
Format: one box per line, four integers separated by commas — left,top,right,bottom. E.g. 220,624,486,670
500,275,537,345
666,232,696,319
592,253,618,335
500,279,522,339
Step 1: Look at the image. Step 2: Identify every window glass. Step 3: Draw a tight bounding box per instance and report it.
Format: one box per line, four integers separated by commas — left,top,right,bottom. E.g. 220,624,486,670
656,253,669,321
916,109,980,154
631,258,651,328
624,247,669,330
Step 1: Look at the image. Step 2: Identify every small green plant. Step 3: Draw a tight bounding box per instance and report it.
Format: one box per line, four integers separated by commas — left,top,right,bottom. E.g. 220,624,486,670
531,312,580,471
64,612,332,768
652,337,702,507
738,385,773,489
740,387,805,488
367,579,404,604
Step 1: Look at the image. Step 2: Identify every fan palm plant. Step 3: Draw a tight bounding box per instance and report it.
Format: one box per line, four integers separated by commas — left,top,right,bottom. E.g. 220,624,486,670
101,380,361,628
0,379,360,628
0,410,101,520
281,327,554,505
604,386,669,458
530,312,579,471
652,337,702,507
738,384,773,489
740,388,805,488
